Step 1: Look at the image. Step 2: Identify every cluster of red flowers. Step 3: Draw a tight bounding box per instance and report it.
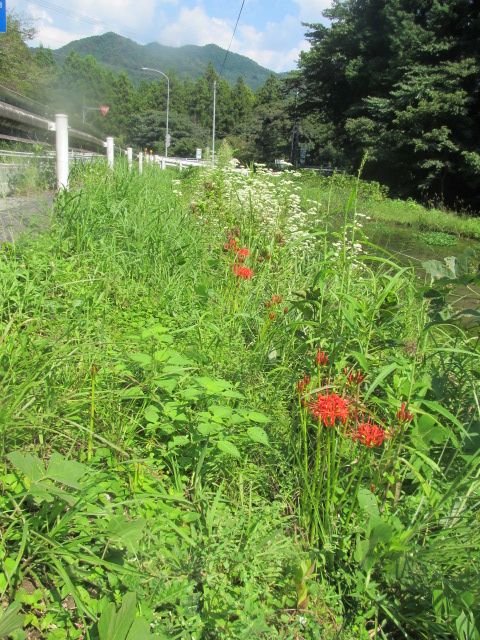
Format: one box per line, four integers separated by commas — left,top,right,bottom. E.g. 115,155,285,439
316,350,329,366
224,232,255,280
352,422,388,448
345,368,366,386
397,402,414,423
308,393,349,427
297,375,311,395
236,247,250,261
265,294,288,319
232,264,254,279
224,237,238,252
295,350,393,448
265,294,283,308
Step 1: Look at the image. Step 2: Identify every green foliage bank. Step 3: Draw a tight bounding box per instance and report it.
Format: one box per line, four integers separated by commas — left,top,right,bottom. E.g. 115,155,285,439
297,0,480,210
0,158,479,638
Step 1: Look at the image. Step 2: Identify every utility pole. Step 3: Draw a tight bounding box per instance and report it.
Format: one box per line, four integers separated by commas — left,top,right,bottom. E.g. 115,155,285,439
141,67,170,158
290,89,300,167
212,80,217,166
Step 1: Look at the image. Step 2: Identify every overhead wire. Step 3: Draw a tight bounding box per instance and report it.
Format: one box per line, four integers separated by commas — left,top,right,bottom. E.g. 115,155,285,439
220,0,247,76
12,0,140,41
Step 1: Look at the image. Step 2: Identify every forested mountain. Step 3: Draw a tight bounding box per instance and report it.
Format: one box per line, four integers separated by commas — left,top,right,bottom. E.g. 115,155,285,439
47,32,275,90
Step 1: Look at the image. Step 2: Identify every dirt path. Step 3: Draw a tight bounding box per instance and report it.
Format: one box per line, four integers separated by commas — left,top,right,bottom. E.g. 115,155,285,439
0,193,53,243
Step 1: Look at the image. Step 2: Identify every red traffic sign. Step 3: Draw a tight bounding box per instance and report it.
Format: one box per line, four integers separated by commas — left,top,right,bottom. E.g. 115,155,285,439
100,105,110,116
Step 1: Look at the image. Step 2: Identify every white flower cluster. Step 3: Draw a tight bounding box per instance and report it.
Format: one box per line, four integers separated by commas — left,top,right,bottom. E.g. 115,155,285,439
214,164,318,252
172,179,182,197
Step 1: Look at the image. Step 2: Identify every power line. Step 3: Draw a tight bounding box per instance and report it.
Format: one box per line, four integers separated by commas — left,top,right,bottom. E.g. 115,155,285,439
13,0,140,42
220,0,246,76
18,0,103,28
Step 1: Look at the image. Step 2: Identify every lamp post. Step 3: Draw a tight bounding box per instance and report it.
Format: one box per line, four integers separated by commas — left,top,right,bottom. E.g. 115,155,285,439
141,66,170,158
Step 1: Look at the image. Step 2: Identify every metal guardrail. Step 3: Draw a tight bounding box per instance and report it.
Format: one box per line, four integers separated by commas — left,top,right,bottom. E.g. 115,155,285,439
1,99,208,188
0,100,105,149
0,150,103,161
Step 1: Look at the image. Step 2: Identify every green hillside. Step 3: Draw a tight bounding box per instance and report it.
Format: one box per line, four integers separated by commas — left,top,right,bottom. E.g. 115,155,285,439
50,32,275,89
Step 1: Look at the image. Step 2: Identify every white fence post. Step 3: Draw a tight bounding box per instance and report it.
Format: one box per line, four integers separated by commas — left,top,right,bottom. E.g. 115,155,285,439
179,161,184,171
138,152,143,174
161,159,166,170
127,147,133,172
55,114,69,190
106,137,114,169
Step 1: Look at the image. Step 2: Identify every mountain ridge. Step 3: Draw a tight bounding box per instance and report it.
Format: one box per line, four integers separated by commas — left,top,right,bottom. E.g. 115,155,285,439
48,32,276,89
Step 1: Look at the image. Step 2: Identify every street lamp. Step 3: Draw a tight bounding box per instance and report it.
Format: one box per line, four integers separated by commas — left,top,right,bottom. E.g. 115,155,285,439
141,67,170,158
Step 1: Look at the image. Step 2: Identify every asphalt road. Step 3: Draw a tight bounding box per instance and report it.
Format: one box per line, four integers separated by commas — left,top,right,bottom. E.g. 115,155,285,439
0,192,53,243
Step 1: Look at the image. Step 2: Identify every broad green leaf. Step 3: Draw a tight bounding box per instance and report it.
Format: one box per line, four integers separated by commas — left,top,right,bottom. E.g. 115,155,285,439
354,538,370,564
130,353,152,366
415,416,449,446
357,488,379,517
141,324,169,339
144,405,160,423
208,405,233,420
217,440,241,459
421,400,467,437
0,602,25,637
168,436,189,449
107,516,146,553
47,452,88,489
180,387,202,400
247,427,269,446
244,411,270,424
196,377,231,393
127,618,153,639
197,422,223,436
98,592,137,640
7,452,45,483
119,386,145,399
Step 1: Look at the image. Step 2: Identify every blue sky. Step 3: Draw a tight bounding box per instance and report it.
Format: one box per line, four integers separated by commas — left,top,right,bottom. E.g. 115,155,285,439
9,0,331,71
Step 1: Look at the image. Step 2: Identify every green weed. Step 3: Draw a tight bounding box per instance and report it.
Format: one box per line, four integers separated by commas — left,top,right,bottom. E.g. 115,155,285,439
1,159,479,639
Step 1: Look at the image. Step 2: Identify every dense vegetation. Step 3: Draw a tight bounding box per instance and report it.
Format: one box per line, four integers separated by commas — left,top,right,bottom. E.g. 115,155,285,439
1,156,479,638
297,0,480,210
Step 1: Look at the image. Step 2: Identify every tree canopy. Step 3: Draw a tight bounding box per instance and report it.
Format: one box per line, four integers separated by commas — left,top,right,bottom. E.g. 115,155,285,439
298,0,480,209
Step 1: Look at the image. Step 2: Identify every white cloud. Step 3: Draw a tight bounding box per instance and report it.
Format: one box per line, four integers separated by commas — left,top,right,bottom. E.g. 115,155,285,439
67,0,157,34
159,6,232,48
159,6,303,71
22,3,92,48
294,0,332,22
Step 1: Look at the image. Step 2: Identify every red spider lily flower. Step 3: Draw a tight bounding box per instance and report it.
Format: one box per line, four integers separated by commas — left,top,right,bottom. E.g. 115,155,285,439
316,350,329,366
345,368,366,386
352,422,388,448
308,393,349,427
269,312,277,321
265,294,283,308
232,264,254,279
236,247,250,261
397,402,414,423
224,237,238,251
297,375,311,394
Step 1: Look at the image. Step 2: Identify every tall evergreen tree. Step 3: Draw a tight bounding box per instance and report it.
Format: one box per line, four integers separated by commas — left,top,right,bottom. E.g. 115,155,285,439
299,0,480,208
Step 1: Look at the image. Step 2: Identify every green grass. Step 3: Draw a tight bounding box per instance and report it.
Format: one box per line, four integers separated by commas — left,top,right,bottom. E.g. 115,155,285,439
0,159,479,639
299,172,480,239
